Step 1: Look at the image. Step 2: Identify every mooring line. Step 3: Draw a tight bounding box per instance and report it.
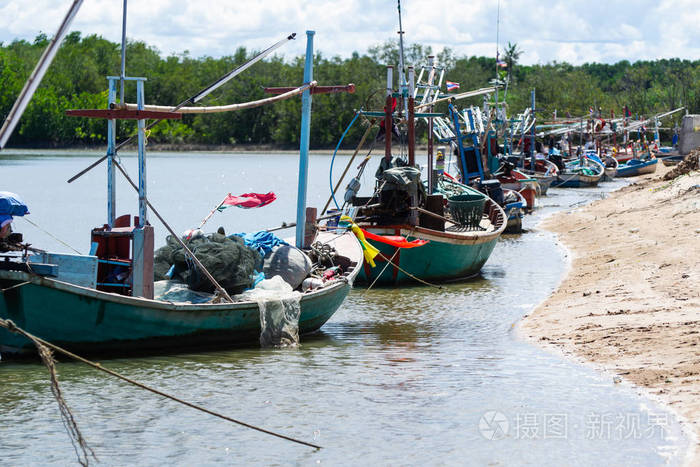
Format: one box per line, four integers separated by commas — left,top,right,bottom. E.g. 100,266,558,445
20,217,83,255
0,318,322,451
374,251,443,289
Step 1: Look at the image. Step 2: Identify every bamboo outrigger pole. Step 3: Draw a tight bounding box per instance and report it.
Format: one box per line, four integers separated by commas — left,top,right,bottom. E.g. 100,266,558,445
0,0,85,149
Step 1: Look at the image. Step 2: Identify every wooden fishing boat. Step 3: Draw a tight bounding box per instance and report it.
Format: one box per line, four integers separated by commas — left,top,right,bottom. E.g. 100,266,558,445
521,158,559,195
333,63,505,286
603,156,618,181
660,154,684,166
615,157,658,177
496,169,538,210
501,188,525,233
0,27,363,356
551,156,604,188
0,231,361,356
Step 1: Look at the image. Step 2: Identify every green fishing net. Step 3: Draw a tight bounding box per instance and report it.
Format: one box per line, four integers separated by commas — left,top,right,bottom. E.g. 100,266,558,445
154,233,261,295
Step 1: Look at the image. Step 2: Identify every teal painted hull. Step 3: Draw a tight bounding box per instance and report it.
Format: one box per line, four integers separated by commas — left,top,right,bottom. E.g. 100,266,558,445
0,270,351,355
356,222,503,285
0,231,364,356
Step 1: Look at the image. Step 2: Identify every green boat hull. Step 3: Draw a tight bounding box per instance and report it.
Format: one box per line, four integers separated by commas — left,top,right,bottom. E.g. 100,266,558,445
356,225,502,285
0,270,351,355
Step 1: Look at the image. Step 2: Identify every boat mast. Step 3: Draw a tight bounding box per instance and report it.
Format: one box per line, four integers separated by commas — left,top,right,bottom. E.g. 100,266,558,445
385,66,394,159
494,0,500,114
530,89,536,171
397,0,408,118
295,31,315,248
407,67,415,167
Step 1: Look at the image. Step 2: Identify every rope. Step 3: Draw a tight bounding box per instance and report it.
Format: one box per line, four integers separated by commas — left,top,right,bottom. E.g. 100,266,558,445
0,318,96,466
0,280,30,293
20,217,83,255
363,247,400,294
0,318,322,450
374,251,443,289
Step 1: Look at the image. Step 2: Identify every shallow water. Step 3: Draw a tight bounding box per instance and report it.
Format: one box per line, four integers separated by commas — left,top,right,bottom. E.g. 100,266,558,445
0,151,689,465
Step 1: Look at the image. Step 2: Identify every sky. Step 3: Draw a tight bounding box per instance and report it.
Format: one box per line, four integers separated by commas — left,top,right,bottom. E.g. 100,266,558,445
0,0,699,65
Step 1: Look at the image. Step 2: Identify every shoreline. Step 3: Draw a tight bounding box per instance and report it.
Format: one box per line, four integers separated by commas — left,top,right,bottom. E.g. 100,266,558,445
0,144,432,155
519,163,700,465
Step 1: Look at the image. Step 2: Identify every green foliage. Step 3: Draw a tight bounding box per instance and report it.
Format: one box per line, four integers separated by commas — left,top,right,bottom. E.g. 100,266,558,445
0,34,698,148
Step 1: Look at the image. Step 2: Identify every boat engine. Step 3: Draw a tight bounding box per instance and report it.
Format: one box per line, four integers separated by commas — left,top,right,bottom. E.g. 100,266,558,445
357,166,424,225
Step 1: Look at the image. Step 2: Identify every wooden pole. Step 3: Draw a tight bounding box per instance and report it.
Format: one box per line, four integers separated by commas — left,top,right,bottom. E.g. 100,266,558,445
198,194,229,230
112,160,234,303
385,66,393,159
407,66,415,167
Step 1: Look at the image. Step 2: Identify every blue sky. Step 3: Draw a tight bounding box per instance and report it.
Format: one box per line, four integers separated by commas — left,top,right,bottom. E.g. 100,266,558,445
1,0,699,65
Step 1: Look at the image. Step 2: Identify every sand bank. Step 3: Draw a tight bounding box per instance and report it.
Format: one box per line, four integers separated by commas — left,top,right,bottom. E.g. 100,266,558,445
520,163,700,463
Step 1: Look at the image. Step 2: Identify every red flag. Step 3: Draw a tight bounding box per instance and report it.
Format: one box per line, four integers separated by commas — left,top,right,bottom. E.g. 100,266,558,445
218,192,276,210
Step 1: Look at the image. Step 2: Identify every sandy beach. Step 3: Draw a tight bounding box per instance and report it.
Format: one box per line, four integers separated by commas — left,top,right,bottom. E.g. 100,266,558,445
520,161,700,463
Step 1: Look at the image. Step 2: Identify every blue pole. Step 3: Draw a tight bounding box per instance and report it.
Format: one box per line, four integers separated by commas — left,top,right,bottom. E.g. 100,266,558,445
136,78,147,227
107,78,117,227
449,103,469,182
295,31,314,248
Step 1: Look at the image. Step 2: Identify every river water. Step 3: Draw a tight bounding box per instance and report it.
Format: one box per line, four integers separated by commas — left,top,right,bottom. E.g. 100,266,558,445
0,150,689,465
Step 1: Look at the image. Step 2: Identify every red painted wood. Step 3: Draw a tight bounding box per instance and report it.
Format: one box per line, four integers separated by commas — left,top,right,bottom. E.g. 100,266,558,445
65,109,182,120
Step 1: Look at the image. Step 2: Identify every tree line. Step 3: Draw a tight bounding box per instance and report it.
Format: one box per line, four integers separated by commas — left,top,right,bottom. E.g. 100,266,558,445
1,32,698,149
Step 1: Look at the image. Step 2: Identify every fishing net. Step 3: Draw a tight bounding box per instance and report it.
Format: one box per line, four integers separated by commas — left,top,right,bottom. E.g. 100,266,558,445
238,276,302,347
153,280,215,304
154,232,261,295
664,150,699,180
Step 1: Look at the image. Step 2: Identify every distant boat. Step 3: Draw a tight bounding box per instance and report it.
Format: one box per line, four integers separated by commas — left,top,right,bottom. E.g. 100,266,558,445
551,156,605,188
615,157,658,177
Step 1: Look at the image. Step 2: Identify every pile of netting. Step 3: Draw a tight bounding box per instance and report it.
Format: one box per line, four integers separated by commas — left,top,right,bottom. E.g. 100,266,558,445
154,232,261,295
664,149,700,180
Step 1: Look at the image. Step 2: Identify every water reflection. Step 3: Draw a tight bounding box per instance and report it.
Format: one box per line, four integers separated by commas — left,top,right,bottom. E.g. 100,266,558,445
0,153,687,465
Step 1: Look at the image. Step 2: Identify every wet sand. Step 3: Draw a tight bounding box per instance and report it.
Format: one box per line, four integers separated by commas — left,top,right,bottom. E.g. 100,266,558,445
520,164,700,464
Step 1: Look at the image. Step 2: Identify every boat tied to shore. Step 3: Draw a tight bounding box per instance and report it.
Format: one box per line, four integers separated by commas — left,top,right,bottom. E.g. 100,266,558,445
0,15,364,356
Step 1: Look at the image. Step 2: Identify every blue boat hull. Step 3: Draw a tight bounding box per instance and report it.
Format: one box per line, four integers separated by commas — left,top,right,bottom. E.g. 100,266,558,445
615,159,658,177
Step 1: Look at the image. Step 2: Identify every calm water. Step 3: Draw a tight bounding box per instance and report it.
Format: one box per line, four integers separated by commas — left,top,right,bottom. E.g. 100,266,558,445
0,151,689,465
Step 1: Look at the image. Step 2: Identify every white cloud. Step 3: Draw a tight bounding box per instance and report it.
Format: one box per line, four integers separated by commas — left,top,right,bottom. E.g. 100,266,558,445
0,0,698,65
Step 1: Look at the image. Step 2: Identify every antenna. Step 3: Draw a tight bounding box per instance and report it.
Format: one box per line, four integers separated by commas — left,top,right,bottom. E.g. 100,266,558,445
397,0,406,88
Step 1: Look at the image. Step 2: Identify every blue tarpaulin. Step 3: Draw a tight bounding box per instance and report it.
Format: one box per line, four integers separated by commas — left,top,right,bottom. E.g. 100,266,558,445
0,191,29,216
230,231,288,257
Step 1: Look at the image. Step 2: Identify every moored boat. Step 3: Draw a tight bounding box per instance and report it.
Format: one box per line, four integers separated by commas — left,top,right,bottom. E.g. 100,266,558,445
0,27,363,356
615,157,658,177
551,156,605,188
